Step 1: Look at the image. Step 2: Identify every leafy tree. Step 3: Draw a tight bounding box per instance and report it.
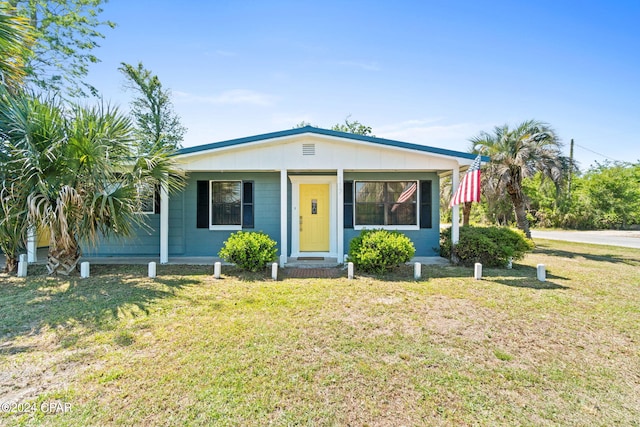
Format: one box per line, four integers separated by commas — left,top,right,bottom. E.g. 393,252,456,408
0,4,33,93
578,161,640,229
8,0,115,97
293,121,315,128
0,89,184,275
471,120,567,238
331,115,374,136
293,117,374,136
119,62,186,152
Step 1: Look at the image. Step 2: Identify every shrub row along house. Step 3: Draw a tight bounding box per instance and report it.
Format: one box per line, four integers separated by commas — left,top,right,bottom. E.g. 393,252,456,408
46,126,483,265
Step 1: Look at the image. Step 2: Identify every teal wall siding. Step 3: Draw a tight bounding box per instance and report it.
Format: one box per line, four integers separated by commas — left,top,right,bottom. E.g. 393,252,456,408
168,190,184,255
343,172,440,256
84,214,160,256
182,172,281,256
87,172,281,257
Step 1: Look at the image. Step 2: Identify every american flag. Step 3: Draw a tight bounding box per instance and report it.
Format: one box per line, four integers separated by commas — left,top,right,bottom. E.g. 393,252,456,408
391,182,417,212
449,155,482,208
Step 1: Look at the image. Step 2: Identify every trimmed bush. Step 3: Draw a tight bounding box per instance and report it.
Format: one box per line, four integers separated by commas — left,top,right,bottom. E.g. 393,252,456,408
440,226,534,267
218,231,278,272
348,229,415,274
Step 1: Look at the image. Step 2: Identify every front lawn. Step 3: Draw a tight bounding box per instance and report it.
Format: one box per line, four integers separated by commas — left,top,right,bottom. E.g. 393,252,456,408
1,240,639,426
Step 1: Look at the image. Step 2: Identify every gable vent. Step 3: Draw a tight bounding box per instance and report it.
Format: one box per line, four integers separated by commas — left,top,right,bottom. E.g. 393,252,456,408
302,143,316,156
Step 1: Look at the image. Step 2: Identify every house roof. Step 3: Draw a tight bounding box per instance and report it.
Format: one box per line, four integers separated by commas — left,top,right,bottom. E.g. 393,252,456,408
176,126,489,163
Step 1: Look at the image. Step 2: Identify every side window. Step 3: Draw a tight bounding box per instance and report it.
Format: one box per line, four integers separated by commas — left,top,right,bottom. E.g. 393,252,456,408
138,183,156,214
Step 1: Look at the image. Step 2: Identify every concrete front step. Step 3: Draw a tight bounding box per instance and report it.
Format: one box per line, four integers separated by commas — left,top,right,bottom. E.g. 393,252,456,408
285,257,340,268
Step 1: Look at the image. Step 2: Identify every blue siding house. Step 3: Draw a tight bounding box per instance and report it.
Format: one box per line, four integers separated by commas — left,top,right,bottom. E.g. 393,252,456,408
88,126,482,265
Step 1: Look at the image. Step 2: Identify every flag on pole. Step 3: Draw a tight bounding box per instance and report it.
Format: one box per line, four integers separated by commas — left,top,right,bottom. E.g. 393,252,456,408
449,155,482,208
391,182,417,212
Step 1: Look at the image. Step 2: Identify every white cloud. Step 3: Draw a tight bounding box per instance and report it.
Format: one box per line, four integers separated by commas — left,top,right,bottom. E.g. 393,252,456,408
376,118,491,152
174,89,276,106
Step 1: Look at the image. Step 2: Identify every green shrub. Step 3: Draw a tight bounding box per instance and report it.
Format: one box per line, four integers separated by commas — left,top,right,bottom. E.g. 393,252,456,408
440,226,534,267
348,229,415,274
218,231,278,272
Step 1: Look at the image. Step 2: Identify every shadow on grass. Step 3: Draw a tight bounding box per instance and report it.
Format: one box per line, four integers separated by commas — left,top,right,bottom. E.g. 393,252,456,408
422,264,571,290
0,344,34,355
489,278,569,290
533,243,640,267
221,266,277,282
0,264,199,343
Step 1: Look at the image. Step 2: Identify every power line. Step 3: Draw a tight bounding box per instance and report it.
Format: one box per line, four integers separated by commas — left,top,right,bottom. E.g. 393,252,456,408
573,142,623,163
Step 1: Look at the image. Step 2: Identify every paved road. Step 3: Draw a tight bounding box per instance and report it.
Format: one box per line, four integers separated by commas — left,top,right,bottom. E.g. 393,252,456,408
530,230,640,249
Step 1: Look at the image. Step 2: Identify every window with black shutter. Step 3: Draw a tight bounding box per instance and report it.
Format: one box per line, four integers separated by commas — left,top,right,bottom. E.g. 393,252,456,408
197,180,254,229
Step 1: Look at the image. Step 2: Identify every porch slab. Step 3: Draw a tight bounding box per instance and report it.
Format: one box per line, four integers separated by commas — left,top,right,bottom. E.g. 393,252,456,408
411,256,450,266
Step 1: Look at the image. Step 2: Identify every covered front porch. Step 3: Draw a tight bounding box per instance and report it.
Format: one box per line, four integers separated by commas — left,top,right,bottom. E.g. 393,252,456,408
157,167,464,266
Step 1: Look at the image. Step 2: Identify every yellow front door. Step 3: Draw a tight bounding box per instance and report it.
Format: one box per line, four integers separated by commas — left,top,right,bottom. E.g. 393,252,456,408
299,184,330,252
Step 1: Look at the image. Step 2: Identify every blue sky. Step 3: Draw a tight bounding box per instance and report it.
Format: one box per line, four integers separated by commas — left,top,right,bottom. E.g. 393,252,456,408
86,0,640,170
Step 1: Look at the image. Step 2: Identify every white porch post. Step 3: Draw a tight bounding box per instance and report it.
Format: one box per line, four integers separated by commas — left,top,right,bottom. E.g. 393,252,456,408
280,169,288,267
337,168,344,263
451,166,460,244
27,226,37,263
160,180,169,264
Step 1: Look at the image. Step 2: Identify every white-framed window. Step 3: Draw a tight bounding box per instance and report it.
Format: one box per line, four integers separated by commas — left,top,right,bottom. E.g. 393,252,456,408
137,183,156,214
354,181,418,228
196,180,254,230
210,180,242,230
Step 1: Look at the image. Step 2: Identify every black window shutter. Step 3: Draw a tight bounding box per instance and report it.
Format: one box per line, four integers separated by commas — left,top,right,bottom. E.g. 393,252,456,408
344,181,354,229
420,180,432,229
242,181,254,228
153,185,161,214
196,181,209,228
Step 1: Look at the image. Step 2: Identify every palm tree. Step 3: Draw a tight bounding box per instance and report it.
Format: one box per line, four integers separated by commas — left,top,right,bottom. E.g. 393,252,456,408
470,120,567,238
0,4,33,92
0,90,184,275
0,182,29,273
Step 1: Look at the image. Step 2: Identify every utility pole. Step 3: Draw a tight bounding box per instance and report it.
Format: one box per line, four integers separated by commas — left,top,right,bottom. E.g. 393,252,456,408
568,138,574,200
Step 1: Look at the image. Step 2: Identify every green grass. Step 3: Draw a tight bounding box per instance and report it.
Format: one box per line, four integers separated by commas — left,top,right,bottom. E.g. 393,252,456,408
1,240,639,426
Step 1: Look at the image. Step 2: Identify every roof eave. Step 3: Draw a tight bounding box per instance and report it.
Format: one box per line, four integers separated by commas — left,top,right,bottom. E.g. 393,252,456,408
174,125,490,163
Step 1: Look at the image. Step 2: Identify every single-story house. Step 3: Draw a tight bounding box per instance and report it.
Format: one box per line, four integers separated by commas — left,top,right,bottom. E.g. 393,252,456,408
69,126,482,265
